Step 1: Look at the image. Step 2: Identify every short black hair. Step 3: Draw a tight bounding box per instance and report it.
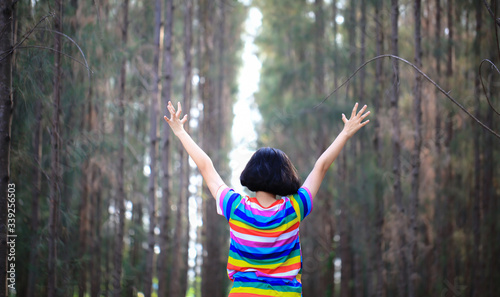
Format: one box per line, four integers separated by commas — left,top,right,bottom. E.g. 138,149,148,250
240,147,301,197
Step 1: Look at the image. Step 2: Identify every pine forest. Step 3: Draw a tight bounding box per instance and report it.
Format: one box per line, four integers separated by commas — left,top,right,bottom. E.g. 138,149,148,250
0,0,499,296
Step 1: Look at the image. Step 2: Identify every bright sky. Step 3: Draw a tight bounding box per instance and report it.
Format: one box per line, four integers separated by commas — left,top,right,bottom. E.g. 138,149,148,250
229,6,263,194
186,5,263,286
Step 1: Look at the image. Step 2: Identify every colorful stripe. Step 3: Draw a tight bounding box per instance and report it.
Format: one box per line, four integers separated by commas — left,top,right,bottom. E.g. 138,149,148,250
217,186,313,295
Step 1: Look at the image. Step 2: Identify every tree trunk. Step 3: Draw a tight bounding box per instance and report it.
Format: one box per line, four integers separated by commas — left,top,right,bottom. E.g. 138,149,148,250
78,121,90,297
144,0,162,295
332,1,338,90
180,1,193,294
158,0,172,295
373,2,385,296
113,0,129,295
359,0,366,103
390,0,408,296
0,1,14,295
431,0,442,295
27,98,42,297
199,1,225,296
314,0,324,97
90,167,102,297
470,1,482,296
408,1,422,296
48,0,63,295
443,0,455,295
340,205,352,297
483,41,495,297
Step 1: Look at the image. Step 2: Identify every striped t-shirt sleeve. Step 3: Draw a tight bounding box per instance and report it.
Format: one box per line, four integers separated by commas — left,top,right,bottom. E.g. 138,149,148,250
216,185,242,221
289,187,313,221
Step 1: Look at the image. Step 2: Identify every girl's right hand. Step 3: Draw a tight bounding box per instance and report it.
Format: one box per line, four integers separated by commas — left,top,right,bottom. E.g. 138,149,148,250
341,103,370,138
164,101,188,136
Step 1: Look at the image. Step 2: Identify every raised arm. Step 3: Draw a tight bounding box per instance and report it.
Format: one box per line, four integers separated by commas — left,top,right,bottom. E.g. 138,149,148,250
163,101,224,200
302,103,370,199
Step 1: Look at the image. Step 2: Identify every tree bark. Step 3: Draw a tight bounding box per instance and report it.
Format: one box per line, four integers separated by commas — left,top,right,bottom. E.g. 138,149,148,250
408,1,422,296
180,1,193,294
443,1,455,295
199,1,226,296
27,98,42,297
158,0,172,295
373,1,385,296
470,1,482,296
483,38,496,297
390,0,408,296
48,0,63,295
340,204,352,297
431,0,442,295
0,1,14,296
90,166,102,297
78,111,90,297
144,0,162,295
332,1,338,90
113,0,129,295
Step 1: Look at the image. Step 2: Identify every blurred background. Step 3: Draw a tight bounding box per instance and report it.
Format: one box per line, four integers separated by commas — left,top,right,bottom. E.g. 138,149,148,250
4,0,499,296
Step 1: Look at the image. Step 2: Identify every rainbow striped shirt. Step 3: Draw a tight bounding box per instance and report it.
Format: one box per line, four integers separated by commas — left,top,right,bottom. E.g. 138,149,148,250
216,186,313,296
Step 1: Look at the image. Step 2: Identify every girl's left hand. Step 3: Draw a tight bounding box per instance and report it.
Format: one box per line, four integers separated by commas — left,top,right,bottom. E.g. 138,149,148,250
164,101,188,136
341,103,370,138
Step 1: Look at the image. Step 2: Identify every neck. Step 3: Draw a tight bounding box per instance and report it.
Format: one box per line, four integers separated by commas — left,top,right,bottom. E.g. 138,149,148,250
256,191,277,207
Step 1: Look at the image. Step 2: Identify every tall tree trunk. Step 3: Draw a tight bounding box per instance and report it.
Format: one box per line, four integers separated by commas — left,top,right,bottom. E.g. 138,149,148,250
158,0,175,296
470,1,482,296
431,0,442,295
314,0,324,97
90,167,102,297
78,105,90,297
199,1,225,296
27,98,42,297
332,1,338,90
390,0,407,296
89,85,102,297
373,2,385,296
0,1,14,296
483,38,496,297
443,1,455,295
113,0,129,295
408,1,422,296
125,199,144,297
158,0,173,295
48,0,63,295
356,3,368,297
180,1,193,294
340,204,352,297
145,0,162,295
359,0,366,103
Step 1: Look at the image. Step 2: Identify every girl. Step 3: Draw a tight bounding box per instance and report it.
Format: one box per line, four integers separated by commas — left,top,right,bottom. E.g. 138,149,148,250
164,101,370,296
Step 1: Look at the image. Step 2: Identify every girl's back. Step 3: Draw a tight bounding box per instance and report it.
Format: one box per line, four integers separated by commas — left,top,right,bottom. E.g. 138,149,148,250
217,186,313,296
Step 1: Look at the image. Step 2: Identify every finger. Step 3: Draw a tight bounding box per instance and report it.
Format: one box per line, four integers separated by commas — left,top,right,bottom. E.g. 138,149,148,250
342,113,347,124
361,110,371,119
163,115,170,123
168,101,176,114
360,119,370,126
176,102,183,117
180,114,188,124
357,105,368,117
351,102,358,119
168,104,176,116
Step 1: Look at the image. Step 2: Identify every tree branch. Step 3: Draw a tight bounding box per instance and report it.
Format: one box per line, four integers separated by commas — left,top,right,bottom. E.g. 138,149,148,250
483,0,500,27
314,54,500,140
479,59,500,117
35,28,92,78
12,45,92,73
